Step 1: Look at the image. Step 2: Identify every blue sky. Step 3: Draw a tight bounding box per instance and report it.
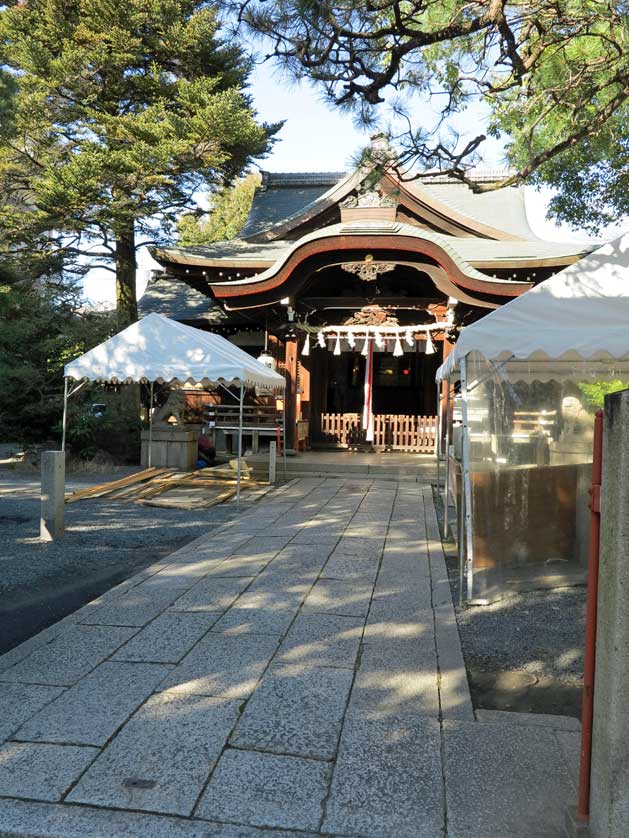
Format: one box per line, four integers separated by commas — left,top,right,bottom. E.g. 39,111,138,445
82,61,608,306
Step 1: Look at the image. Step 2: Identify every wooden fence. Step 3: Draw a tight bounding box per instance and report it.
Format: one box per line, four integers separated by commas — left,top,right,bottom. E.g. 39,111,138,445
319,413,437,453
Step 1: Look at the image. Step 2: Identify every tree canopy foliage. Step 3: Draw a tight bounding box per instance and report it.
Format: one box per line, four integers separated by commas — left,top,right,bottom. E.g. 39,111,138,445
177,172,260,245
0,0,278,324
0,279,115,443
227,0,629,231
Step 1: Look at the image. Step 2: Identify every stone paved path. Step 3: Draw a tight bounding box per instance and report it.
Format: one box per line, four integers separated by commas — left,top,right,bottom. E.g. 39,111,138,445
0,478,579,837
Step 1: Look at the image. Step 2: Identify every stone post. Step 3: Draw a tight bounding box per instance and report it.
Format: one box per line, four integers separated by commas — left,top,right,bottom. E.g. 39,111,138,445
40,450,65,541
269,440,277,484
590,388,629,837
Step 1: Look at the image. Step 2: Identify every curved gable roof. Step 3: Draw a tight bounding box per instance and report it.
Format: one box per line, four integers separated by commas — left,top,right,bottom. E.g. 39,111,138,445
240,171,347,239
240,164,542,243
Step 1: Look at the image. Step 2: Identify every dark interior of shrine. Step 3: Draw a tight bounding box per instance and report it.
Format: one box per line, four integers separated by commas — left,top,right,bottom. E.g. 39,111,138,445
302,347,440,424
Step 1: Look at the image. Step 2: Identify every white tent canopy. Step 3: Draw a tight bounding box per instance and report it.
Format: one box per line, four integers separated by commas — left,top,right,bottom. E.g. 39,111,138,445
437,232,629,382
65,312,285,391
435,232,629,603
63,313,285,502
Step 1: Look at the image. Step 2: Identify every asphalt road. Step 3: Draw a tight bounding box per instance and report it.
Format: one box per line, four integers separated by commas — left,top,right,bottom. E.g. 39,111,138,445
0,470,242,654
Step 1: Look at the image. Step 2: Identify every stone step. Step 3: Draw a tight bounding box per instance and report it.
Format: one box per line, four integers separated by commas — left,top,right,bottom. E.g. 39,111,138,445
249,464,437,482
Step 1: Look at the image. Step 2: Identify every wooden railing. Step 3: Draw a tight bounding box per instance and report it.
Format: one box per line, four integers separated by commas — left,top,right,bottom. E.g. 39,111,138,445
319,413,437,453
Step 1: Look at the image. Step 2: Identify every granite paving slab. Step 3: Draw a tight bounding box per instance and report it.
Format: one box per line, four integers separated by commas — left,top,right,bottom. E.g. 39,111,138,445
277,613,364,669
0,799,316,838
15,661,171,746
332,536,385,557
321,553,380,583
0,742,98,802
230,664,355,759
247,574,313,597
211,592,304,636
0,683,65,744
290,529,344,545
112,611,221,663
475,709,581,732
158,631,280,698
78,590,180,627
444,720,577,838
348,638,440,719
170,576,253,613
323,714,443,838
555,729,581,787
135,559,226,591
372,575,434,607
67,693,241,816
196,749,330,831
301,578,374,618
0,624,138,686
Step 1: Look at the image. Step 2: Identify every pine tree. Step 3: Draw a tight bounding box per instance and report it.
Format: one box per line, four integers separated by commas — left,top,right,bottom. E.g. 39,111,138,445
0,0,278,325
177,173,260,245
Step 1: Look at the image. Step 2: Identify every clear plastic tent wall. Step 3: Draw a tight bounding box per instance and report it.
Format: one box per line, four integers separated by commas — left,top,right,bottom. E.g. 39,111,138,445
459,352,629,602
438,233,629,602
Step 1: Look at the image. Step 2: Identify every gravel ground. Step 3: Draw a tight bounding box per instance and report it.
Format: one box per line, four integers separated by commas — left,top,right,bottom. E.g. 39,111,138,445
0,469,263,654
434,486,586,717
450,581,586,686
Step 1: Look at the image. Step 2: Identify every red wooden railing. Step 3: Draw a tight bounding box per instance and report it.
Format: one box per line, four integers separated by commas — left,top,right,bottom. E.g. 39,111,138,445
319,412,437,452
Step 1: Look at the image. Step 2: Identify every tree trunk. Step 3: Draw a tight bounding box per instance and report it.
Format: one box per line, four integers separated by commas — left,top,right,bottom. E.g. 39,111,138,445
115,220,138,327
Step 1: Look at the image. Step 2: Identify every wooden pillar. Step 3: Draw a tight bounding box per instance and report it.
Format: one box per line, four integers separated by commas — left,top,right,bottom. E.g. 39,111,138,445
284,337,298,451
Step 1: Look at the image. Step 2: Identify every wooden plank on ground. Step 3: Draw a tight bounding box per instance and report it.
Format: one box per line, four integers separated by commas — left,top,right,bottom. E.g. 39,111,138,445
65,467,166,503
136,487,236,510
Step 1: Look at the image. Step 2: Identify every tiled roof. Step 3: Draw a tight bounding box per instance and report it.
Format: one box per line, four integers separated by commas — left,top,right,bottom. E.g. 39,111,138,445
138,274,228,323
240,171,346,238
263,172,346,187
154,230,591,274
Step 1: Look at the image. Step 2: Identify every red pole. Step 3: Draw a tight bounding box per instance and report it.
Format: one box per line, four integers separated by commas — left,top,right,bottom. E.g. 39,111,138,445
577,408,604,823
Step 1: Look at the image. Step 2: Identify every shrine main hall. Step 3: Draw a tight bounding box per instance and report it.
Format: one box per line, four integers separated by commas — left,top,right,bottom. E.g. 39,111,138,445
145,140,592,452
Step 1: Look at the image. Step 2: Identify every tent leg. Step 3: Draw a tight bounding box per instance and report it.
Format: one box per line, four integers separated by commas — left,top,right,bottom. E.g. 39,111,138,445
61,377,69,453
458,484,466,608
460,357,474,602
435,383,441,492
148,382,154,469
236,384,244,508
282,403,287,481
443,384,452,539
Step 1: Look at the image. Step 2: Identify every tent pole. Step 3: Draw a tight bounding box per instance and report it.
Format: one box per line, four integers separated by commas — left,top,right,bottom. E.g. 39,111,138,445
236,383,244,508
435,382,441,492
458,479,466,608
460,356,474,602
443,383,452,539
148,382,154,469
282,398,287,481
61,377,69,453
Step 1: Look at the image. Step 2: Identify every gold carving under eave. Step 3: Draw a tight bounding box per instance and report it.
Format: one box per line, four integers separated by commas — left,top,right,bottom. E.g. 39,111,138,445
341,261,396,282
343,306,400,326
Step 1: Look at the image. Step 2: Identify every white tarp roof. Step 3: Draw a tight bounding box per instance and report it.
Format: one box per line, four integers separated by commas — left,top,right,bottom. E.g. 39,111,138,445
438,232,629,381
64,312,286,392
